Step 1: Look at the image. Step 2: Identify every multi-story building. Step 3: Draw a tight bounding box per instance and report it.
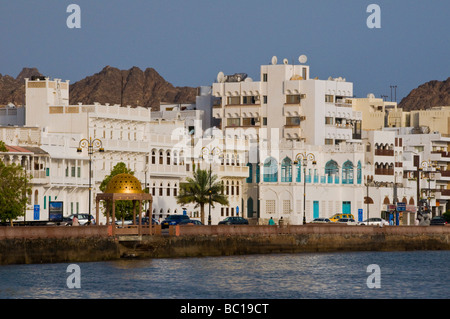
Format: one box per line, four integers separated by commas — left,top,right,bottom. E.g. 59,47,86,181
0,76,248,224
212,56,362,146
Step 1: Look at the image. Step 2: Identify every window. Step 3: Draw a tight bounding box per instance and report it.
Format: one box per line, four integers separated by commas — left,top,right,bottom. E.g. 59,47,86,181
262,117,267,126
227,96,240,105
266,200,276,214
246,163,253,183
71,166,76,177
325,95,334,103
151,151,156,164
296,162,302,183
325,139,334,145
357,161,362,184
286,95,301,104
263,73,268,82
159,151,163,164
342,161,354,184
263,96,268,104
325,117,334,125
166,152,171,165
167,184,171,196
281,157,292,182
263,157,278,182
242,118,257,126
283,200,291,214
242,96,256,105
325,160,339,184
227,118,240,127
286,117,301,126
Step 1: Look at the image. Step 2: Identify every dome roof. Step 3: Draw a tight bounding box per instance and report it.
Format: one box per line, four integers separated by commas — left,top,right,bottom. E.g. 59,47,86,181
104,173,143,194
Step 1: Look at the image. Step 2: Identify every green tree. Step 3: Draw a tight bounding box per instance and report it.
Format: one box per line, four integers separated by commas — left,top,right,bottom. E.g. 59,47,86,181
176,168,229,224
99,162,136,224
0,140,8,152
0,161,30,226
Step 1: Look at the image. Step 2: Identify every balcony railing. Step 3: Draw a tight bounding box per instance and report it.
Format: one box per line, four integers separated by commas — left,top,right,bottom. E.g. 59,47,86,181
375,149,394,156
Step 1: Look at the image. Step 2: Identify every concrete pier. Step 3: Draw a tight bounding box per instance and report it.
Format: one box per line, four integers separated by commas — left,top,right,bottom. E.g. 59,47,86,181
0,224,449,265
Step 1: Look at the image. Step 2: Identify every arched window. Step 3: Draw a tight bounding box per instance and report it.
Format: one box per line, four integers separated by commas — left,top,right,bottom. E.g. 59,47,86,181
342,160,354,184
166,151,171,165
159,151,163,165
296,161,302,182
151,150,156,164
357,161,362,184
263,157,278,182
281,157,292,182
325,160,339,184
246,163,253,183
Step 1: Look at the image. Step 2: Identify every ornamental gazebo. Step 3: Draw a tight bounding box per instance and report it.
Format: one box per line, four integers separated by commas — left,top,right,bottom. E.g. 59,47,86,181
95,173,153,236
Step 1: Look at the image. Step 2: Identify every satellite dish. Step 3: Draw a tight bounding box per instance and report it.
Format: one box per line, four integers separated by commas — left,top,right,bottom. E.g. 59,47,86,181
271,56,278,65
217,71,225,83
299,55,308,64
283,58,288,65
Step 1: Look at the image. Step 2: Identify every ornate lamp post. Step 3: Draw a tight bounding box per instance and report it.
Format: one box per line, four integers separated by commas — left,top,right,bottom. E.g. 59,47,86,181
294,152,316,224
77,137,104,224
201,146,222,225
420,159,438,210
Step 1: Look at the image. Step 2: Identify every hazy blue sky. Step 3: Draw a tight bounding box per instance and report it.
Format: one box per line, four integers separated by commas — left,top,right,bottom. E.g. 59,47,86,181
1,0,448,102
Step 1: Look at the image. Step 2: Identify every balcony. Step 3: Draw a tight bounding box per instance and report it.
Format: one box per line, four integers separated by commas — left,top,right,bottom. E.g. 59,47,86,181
375,168,394,175
283,127,303,140
283,104,304,117
375,149,394,156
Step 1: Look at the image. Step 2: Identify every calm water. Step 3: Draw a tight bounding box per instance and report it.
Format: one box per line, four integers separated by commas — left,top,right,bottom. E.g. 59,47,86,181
0,251,449,299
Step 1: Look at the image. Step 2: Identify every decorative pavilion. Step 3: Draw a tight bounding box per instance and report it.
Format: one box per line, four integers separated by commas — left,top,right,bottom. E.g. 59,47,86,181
95,173,153,236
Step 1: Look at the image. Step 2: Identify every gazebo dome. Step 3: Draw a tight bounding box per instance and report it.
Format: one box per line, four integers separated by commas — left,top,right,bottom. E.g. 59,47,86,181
105,173,143,194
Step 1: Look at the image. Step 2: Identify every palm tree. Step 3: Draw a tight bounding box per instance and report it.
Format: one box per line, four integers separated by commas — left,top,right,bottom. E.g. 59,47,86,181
176,168,229,225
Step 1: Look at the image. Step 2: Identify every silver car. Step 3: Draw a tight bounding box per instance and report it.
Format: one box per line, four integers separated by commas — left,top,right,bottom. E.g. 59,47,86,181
358,217,389,226
311,218,331,223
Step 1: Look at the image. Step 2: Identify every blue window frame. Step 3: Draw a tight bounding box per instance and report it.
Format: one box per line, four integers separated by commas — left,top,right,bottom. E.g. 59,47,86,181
342,160,354,184
357,161,362,184
325,160,339,184
246,163,253,183
263,157,278,182
281,157,292,182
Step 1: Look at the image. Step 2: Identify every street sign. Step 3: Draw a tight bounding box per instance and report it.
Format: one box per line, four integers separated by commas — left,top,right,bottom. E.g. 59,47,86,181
397,202,406,211
358,209,363,222
33,205,40,220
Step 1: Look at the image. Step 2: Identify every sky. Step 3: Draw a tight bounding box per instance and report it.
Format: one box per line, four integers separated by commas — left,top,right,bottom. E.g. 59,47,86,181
0,0,449,103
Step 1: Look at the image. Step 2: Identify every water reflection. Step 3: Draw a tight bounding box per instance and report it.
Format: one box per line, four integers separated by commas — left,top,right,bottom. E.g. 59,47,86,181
0,251,449,299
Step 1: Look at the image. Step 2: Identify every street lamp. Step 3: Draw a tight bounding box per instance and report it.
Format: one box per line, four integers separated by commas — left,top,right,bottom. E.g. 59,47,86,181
420,160,438,210
77,137,104,224
364,175,381,224
201,146,222,225
294,152,316,224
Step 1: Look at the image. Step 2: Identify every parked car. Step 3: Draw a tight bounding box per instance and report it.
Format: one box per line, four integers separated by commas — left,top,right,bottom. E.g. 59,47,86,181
336,218,357,225
67,214,96,225
179,219,203,225
218,217,249,225
329,213,355,222
311,218,331,223
161,214,190,228
430,216,447,226
358,217,389,226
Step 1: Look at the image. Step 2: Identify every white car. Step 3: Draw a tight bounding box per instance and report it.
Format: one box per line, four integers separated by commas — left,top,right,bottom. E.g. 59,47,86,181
336,218,357,225
358,217,389,226
67,214,96,225
311,218,331,223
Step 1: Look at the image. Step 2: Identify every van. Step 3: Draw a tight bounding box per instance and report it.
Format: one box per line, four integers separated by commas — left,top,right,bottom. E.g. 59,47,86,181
329,213,355,222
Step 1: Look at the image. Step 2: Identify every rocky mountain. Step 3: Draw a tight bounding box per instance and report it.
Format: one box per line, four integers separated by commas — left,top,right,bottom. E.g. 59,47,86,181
0,67,42,105
0,66,197,110
69,66,197,109
398,77,450,111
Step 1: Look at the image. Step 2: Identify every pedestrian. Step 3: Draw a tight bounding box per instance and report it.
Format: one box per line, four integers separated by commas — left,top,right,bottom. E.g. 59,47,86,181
268,217,275,225
72,215,79,226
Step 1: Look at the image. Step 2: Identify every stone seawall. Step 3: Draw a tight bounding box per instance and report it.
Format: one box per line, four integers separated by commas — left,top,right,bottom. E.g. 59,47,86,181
1,225,450,265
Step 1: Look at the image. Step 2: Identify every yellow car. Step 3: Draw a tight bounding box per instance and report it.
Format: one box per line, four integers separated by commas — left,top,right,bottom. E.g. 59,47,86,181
329,213,355,222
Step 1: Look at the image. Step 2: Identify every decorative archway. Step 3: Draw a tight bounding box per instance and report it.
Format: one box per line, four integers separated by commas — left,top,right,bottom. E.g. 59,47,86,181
96,173,153,236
